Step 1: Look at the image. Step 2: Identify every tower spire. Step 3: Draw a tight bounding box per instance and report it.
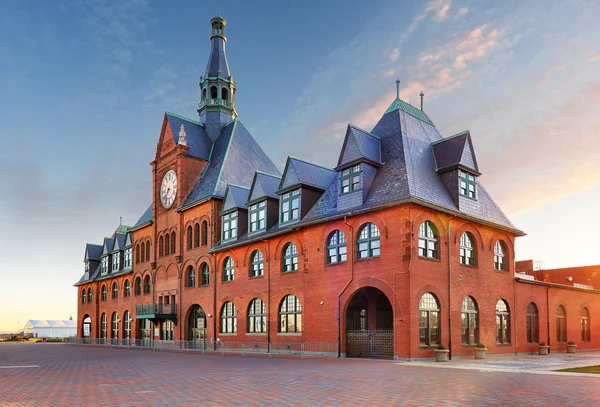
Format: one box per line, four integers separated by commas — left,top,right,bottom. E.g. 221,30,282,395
198,14,237,141
395,78,400,99
420,90,424,111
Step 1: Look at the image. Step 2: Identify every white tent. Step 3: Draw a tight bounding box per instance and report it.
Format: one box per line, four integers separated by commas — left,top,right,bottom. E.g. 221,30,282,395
23,320,77,338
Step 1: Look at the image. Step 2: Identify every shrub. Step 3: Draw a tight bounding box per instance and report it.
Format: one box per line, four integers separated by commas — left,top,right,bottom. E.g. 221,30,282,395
567,341,576,345
538,341,546,346
437,344,446,350
475,343,486,349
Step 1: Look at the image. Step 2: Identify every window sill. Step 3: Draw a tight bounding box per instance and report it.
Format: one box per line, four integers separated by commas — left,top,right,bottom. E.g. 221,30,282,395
249,275,265,280
184,285,196,290
355,256,380,263
419,345,441,349
221,279,235,284
495,343,512,346
218,333,237,336
418,256,441,263
277,333,302,336
281,270,299,275
246,333,267,336
459,263,478,269
326,260,347,267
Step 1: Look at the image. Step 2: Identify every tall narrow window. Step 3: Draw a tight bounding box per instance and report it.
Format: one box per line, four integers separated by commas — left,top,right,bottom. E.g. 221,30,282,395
159,236,164,257
124,247,132,268
146,240,150,261
165,234,170,256
250,250,264,277
201,263,210,286
461,296,478,345
171,231,176,254
187,266,196,288
187,226,193,250
111,312,119,340
135,277,142,296
136,244,140,264
460,232,476,266
100,313,107,340
279,295,302,333
419,293,440,346
357,223,380,259
496,300,510,344
220,301,237,333
123,311,131,341
87,288,92,303
280,189,301,223
113,252,120,271
326,230,347,264
201,221,208,246
194,223,200,247
141,242,145,262
247,298,266,333
282,243,298,272
526,302,539,343
582,307,591,342
341,165,361,194
81,290,86,304
112,282,118,299
494,241,508,271
223,257,235,282
459,170,476,199
161,320,174,341
101,285,107,301
249,201,267,233
143,275,151,294
418,221,439,259
556,305,567,343
222,212,238,241
124,280,131,297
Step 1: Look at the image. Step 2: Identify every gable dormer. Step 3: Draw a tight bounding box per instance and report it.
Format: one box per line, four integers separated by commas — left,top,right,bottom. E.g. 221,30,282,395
83,243,102,281
101,237,113,276
334,125,382,211
277,157,336,225
111,232,127,272
123,232,133,270
431,130,481,209
246,171,281,235
221,184,250,242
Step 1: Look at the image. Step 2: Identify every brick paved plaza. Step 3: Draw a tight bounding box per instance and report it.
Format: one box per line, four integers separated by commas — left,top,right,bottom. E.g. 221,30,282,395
1,343,600,406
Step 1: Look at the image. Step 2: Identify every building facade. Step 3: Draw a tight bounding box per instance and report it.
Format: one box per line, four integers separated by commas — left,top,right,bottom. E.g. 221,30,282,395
75,15,599,359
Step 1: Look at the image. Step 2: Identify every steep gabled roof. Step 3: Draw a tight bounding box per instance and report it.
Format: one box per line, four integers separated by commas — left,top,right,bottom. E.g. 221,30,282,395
248,171,281,203
431,130,479,174
124,233,132,248
165,112,213,160
336,124,382,168
278,157,336,193
133,205,152,229
101,237,114,256
182,119,280,207
385,98,434,126
112,233,127,252
222,184,250,213
84,244,102,262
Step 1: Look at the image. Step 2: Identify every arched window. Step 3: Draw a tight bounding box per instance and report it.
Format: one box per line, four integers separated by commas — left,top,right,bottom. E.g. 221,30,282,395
582,307,591,342
187,266,196,288
143,275,151,294
202,87,207,100
111,312,119,339
159,236,164,257
357,223,380,259
202,221,208,246
419,293,440,346
526,302,539,343
223,257,234,282
171,231,176,254
112,282,118,299
494,241,508,271
461,296,478,345
87,288,92,303
165,234,170,256
210,86,217,100
135,277,142,296
101,285,107,301
459,232,476,266
282,243,298,272
194,223,200,248
418,221,439,259
222,87,229,102
188,305,206,343
124,280,131,297
496,300,510,344
136,244,140,264
146,240,150,261
556,305,567,343
100,313,107,340
247,298,266,333
81,290,86,304
141,242,145,262
220,301,237,333
250,250,264,277
201,263,210,286
187,226,193,250
279,295,302,333
326,230,347,264
123,311,131,341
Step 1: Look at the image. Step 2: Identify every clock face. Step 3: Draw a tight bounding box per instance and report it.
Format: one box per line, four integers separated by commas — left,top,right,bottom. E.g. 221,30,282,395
160,170,177,208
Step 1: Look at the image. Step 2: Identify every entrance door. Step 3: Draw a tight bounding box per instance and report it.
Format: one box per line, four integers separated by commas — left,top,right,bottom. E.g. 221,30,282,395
188,305,207,349
139,319,152,347
346,287,394,359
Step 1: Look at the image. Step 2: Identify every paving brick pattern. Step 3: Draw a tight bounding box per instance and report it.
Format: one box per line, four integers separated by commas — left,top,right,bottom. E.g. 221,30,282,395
1,343,600,406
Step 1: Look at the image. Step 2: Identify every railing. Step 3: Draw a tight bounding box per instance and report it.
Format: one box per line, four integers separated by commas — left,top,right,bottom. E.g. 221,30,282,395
197,98,232,109
66,338,338,359
135,303,177,316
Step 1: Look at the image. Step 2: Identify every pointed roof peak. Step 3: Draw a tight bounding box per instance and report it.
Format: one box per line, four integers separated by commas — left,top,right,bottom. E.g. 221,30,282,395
385,97,435,126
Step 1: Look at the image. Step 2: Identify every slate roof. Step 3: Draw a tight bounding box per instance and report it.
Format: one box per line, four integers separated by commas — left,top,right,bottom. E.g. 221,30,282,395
222,185,250,213
385,98,435,126
84,244,102,261
337,125,382,168
112,233,127,252
279,157,337,192
101,237,114,256
166,112,212,160
432,130,479,173
248,171,281,203
133,205,152,229
182,119,280,207
206,36,230,78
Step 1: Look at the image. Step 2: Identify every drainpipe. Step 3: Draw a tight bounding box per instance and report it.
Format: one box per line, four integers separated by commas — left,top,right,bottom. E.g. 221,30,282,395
547,286,551,353
337,215,354,358
447,215,456,360
393,207,412,359
212,200,218,346
262,239,271,347
513,252,518,356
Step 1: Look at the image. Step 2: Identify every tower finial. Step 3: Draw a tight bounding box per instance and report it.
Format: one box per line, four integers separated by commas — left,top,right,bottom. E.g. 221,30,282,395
395,78,400,99
178,124,188,146
420,90,425,111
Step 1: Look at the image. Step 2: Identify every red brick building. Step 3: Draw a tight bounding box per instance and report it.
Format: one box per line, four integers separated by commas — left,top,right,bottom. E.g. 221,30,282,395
75,15,599,359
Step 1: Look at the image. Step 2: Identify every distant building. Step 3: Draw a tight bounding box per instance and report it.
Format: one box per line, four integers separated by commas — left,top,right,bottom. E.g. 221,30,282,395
23,320,77,338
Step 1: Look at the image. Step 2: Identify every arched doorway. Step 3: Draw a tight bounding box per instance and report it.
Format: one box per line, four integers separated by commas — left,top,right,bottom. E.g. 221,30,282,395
346,287,394,359
82,315,91,343
187,304,207,349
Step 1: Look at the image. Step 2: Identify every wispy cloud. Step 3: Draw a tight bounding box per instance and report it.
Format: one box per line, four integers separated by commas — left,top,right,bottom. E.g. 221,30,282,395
590,53,600,61
427,0,452,22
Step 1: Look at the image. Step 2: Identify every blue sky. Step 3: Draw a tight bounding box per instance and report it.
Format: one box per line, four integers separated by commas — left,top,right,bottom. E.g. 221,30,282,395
1,0,599,331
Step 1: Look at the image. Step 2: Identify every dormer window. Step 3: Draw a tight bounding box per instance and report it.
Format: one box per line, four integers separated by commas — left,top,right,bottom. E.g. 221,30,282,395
124,248,132,269
341,165,361,194
280,189,300,223
101,256,108,274
249,201,266,233
85,261,89,274
459,170,476,199
112,252,120,272
222,211,238,241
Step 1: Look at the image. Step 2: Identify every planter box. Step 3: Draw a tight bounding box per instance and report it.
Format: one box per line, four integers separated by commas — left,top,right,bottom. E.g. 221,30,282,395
567,344,577,354
538,345,550,355
474,348,487,359
435,349,449,362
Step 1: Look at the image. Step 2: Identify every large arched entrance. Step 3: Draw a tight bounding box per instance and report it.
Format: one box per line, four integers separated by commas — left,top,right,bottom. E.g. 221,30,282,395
187,304,207,349
82,315,91,343
345,287,394,359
